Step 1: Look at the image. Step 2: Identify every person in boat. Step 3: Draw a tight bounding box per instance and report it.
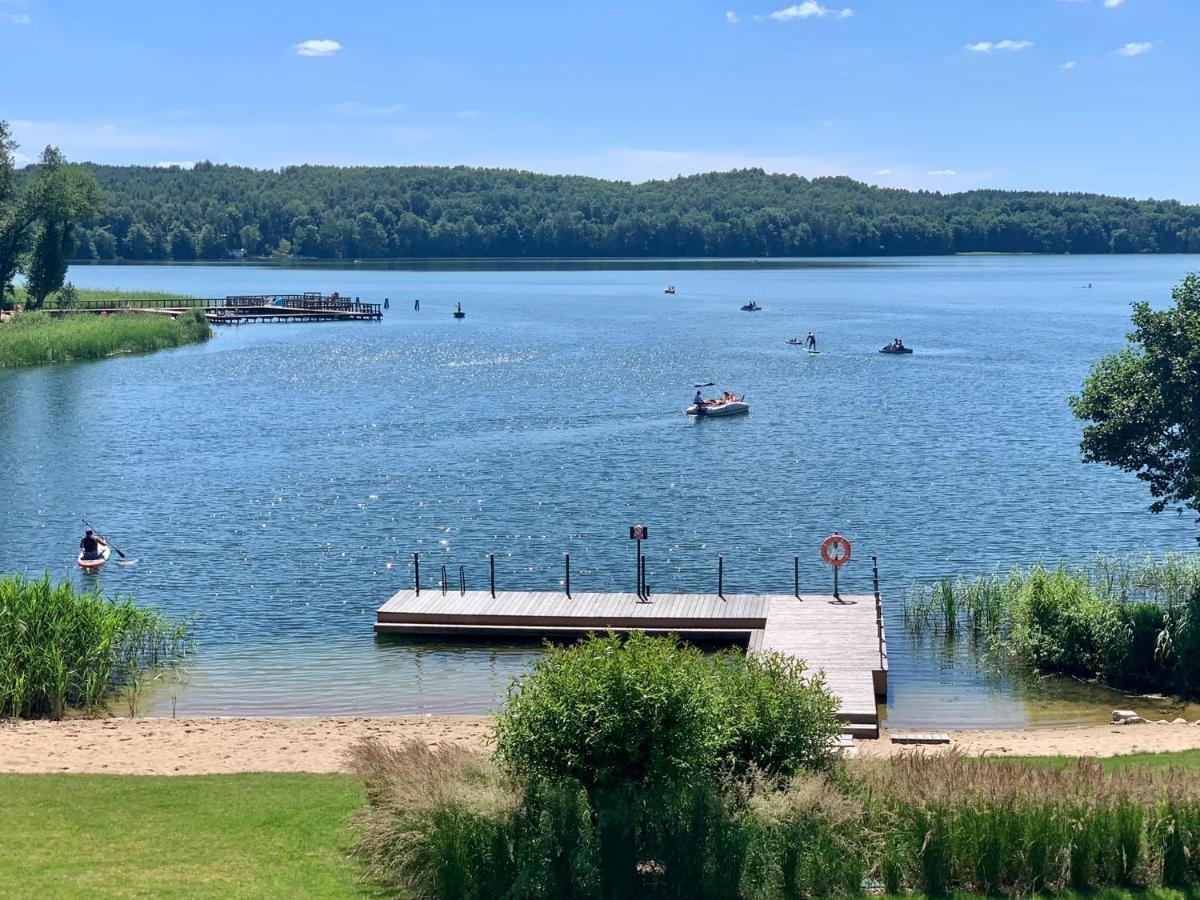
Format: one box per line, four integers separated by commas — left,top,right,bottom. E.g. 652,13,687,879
79,529,106,561
693,389,704,407
806,331,816,351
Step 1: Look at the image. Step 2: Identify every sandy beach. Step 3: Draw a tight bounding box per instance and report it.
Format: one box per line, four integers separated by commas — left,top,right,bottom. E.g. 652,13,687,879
3,716,1200,775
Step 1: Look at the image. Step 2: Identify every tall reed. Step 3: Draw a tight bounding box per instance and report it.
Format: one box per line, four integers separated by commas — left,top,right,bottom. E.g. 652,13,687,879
0,574,191,718
0,309,211,368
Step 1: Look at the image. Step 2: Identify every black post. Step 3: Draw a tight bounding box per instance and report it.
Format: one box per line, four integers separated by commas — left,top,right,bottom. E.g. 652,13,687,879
833,563,840,600
871,555,881,602
489,553,495,598
635,538,642,598
565,553,571,598
718,554,724,599
441,564,448,596
794,556,800,599
640,554,648,600
414,553,420,596
459,564,465,596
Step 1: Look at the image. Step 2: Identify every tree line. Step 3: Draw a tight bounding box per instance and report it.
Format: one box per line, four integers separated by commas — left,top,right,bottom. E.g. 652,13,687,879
10,141,1200,269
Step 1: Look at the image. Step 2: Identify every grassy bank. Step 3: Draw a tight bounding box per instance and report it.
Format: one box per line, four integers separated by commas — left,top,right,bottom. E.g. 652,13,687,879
0,773,366,898
903,554,1200,695
0,308,211,368
0,574,191,718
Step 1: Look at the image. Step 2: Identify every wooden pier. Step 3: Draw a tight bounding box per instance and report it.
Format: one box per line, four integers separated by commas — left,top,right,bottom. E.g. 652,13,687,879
375,587,888,738
50,293,383,325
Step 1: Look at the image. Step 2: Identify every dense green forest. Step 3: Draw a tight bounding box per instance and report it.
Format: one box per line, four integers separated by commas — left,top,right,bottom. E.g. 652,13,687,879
29,162,1200,260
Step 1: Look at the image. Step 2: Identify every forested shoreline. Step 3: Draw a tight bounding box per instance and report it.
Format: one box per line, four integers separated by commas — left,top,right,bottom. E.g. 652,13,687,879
23,162,1200,260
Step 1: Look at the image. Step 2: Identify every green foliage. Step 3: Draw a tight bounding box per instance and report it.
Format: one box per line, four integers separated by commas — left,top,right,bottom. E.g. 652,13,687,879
904,555,1200,695
493,633,840,796
0,307,211,368
1071,273,1200,534
18,161,1200,261
0,573,191,718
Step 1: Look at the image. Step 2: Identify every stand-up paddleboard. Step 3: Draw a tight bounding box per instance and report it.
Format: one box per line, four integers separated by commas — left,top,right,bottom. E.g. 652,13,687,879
78,543,111,570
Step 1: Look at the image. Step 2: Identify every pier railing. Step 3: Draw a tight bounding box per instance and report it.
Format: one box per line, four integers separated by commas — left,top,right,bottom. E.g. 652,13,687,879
58,293,380,314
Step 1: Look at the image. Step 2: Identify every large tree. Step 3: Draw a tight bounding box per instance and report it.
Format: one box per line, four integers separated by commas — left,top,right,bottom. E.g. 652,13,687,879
1070,273,1200,535
23,147,102,307
0,131,102,307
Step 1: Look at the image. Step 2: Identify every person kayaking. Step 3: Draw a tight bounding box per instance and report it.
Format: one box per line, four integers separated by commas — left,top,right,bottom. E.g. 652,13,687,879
79,529,107,562
806,331,817,351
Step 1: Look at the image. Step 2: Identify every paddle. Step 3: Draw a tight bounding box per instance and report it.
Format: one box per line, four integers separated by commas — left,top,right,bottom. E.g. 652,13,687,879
82,518,126,559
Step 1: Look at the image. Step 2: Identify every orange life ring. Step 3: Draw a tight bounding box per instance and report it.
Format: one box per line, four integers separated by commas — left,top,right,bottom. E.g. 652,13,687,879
820,534,852,567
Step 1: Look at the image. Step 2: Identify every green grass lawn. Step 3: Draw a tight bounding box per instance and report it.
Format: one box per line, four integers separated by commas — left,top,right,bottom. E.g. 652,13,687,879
0,773,371,899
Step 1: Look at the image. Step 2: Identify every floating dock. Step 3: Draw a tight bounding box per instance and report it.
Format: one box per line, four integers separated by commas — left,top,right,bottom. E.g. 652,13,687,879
375,587,888,738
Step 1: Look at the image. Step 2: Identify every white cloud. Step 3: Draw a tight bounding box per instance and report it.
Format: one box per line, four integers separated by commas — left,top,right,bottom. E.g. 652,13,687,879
293,39,342,57
1060,60,1077,69
874,168,892,176
765,2,853,21
1,12,30,23
154,161,196,169
333,101,405,116
928,169,957,176
1104,0,1125,7
10,119,223,156
1116,41,1153,56
726,10,740,23
967,40,1033,53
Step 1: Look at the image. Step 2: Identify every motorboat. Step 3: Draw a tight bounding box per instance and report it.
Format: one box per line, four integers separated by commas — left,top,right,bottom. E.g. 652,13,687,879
880,344,913,355
786,338,804,345
453,302,466,319
664,285,676,294
740,301,761,312
687,397,750,417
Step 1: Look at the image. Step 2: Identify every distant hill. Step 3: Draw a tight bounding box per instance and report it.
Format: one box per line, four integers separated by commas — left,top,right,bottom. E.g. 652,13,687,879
48,163,1200,260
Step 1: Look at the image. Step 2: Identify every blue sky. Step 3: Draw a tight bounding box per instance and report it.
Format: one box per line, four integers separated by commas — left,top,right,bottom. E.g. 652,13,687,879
3,0,1197,199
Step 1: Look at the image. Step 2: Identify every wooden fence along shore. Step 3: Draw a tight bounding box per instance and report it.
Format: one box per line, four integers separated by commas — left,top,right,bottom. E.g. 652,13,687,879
376,551,889,738
49,293,383,324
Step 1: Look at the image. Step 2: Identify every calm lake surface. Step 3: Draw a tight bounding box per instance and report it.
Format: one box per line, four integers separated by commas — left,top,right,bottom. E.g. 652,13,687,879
3,256,1199,727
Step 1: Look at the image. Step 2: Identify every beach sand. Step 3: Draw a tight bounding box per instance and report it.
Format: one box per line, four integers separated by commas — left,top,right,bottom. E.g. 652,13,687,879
3,717,1200,775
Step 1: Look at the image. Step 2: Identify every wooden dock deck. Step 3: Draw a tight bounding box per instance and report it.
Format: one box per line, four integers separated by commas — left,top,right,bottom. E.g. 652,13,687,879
48,293,383,325
375,589,888,736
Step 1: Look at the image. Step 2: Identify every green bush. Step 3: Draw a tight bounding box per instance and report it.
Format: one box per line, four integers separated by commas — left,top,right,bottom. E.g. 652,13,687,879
494,634,840,793
0,309,211,368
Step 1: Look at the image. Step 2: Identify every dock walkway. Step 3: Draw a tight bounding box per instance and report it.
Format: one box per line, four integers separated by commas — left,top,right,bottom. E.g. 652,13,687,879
375,588,887,736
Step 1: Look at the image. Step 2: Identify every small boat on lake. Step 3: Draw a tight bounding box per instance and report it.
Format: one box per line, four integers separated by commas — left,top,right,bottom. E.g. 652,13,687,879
453,303,465,319
786,338,804,345
740,301,762,312
687,393,749,417
664,285,676,294
880,342,913,355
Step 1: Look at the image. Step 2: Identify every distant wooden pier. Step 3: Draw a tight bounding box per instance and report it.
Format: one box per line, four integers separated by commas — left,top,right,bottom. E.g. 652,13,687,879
51,293,383,325
376,582,888,738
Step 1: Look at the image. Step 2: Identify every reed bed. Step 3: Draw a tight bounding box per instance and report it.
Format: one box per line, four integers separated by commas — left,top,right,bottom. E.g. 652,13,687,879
351,742,1200,898
903,554,1200,695
0,574,191,718
0,309,211,368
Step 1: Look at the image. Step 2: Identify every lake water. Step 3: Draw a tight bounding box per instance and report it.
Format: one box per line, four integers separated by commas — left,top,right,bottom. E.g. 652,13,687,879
2,256,1199,727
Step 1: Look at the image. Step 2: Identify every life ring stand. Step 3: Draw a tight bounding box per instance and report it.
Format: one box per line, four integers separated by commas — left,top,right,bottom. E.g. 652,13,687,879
820,534,852,568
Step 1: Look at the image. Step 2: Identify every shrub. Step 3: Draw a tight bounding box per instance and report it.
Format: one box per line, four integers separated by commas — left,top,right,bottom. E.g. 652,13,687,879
494,634,840,794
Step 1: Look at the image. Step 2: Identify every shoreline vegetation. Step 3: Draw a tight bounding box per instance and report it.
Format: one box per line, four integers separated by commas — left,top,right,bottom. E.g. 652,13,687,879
904,554,1200,698
0,287,211,368
22,163,1200,262
0,574,192,718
